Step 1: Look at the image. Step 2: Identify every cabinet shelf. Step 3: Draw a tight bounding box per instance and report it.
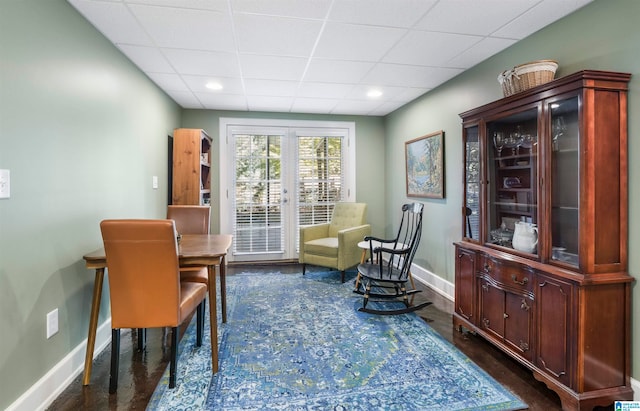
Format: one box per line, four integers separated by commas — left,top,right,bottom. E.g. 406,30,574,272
552,205,578,211
497,164,531,170
497,187,531,192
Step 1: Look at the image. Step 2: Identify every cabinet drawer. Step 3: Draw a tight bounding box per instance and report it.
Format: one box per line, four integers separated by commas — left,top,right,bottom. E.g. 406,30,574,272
479,256,533,294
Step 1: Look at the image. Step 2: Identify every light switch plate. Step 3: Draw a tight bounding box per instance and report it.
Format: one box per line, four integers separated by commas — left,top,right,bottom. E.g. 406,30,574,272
152,175,158,189
0,169,9,199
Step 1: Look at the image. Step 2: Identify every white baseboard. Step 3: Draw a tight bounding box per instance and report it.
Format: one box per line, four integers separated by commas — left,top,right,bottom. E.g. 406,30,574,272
633,378,640,401
410,262,454,302
6,318,111,411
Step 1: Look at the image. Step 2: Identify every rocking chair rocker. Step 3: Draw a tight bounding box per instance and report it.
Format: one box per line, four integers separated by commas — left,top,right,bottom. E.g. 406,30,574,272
354,203,432,315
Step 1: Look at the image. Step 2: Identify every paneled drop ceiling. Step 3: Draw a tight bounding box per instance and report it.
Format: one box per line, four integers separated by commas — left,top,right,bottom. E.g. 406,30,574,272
68,0,592,116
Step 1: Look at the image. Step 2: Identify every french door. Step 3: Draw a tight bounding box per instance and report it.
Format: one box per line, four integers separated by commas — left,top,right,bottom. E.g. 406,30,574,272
219,119,355,262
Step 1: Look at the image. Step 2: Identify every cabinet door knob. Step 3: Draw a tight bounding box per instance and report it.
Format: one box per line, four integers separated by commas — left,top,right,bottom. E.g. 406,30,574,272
484,264,491,272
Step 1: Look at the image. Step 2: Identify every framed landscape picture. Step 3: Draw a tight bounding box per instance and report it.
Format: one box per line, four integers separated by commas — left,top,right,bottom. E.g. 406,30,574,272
405,130,445,198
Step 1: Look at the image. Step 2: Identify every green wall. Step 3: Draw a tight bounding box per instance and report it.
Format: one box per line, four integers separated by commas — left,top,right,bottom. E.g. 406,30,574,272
181,110,387,238
0,1,181,408
385,0,640,379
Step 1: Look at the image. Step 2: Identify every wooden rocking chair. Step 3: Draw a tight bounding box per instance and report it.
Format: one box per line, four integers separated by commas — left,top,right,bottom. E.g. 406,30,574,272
354,203,432,315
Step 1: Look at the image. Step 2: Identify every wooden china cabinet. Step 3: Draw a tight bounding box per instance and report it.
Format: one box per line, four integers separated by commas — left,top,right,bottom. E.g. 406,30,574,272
454,70,633,410
171,128,212,205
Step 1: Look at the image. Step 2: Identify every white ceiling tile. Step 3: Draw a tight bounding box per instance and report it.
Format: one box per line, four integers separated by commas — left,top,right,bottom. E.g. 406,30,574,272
146,72,189,91
291,98,340,114
117,44,174,72
304,59,374,83
363,64,463,88
182,75,245,94
196,92,248,110
447,37,518,69
244,79,298,97
128,4,235,51
162,49,240,76
383,31,482,66
329,0,437,28
164,90,203,108
296,83,354,99
68,0,153,45
314,22,407,61
246,96,294,112
240,55,308,81
234,14,323,56
331,99,383,115
368,100,407,116
391,87,430,102
126,0,228,12
414,0,539,36
231,0,332,19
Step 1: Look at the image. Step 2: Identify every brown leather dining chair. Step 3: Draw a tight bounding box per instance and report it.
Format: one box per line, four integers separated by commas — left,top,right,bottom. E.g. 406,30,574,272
167,205,211,285
100,219,208,393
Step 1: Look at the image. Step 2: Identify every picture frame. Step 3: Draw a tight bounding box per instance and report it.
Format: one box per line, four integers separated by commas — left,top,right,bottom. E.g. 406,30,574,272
405,130,445,198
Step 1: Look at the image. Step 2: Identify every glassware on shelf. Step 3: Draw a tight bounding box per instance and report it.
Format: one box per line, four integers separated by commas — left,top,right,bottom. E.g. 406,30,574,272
510,126,524,155
503,134,517,156
520,133,537,149
493,131,505,158
552,116,566,151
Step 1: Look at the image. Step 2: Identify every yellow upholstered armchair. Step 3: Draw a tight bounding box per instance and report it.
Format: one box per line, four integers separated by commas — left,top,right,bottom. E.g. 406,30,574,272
299,202,371,283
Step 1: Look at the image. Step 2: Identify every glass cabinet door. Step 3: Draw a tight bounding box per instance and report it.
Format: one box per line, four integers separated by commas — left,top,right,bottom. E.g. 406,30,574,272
549,96,579,266
486,108,539,253
464,126,480,241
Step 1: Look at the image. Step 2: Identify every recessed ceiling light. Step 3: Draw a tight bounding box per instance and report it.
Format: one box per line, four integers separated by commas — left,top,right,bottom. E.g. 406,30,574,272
367,89,383,98
206,82,223,91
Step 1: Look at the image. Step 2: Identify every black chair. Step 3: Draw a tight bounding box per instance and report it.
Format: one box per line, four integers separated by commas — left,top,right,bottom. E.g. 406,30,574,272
354,203,432,315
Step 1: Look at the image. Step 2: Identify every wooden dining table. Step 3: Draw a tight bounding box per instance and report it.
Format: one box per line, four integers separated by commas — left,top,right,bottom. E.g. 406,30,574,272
81,233,232,385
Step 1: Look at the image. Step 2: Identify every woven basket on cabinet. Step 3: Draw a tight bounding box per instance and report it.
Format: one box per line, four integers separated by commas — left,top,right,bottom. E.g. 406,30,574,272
498,60,558,97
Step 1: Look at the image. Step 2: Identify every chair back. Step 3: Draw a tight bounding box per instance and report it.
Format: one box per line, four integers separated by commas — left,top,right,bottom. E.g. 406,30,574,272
100,219,181,329
328,202,367,237
379,202,424,281
167,205,210,234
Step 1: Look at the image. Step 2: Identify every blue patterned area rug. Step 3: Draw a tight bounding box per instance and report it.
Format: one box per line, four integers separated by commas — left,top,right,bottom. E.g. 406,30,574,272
147,269,527,411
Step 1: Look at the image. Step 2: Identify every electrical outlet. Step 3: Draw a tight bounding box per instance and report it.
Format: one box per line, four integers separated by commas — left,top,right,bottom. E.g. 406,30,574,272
46,309,59,339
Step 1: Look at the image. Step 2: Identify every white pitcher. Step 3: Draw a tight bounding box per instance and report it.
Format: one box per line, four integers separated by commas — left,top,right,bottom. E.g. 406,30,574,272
512,221,538,253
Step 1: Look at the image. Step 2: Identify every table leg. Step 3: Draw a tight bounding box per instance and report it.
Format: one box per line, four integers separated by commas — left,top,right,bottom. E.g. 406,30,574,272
220,255,227,323
83,267,104,385
208,264,218,373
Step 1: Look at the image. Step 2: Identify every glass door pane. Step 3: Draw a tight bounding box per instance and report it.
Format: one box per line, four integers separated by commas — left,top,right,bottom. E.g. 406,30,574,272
296,135,345,251
550,96,579,265
486,108,539,253
233,133,284,256
464,126,480,241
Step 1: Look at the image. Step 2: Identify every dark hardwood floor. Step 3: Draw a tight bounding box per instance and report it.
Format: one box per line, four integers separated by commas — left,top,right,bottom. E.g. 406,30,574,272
48,263,613,410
